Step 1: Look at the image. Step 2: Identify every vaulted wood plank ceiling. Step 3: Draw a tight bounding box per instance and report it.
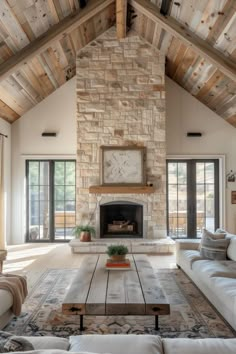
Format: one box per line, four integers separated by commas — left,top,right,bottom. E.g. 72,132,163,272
0,0,235,127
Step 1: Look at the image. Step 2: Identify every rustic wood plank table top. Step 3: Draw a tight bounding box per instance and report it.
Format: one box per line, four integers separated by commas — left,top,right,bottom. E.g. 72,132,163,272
62,254,170,330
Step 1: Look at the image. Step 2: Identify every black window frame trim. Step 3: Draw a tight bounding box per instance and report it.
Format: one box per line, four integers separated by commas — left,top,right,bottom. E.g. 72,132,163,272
26,159,76,243
166,158,220,239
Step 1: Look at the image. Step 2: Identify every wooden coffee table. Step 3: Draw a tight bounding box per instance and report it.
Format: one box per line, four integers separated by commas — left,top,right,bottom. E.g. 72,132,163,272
62,254,170,331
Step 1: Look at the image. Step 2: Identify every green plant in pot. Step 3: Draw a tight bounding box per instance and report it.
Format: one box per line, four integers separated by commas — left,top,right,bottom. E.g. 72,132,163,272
106,244,129,261
73,225,95,242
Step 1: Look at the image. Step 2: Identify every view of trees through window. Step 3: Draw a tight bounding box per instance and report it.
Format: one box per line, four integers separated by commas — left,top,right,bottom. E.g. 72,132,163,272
26,160,76,242
167,160,219,238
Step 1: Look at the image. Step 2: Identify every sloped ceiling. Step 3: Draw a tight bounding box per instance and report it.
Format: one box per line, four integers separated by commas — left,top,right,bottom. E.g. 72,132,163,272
0,0,235,127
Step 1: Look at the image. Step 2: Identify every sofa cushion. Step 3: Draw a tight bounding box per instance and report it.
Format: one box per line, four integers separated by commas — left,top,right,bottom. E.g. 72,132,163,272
24,336,69,350
69,334,164,354
200,228,230,260
227,236,236,261
163,338,236,354
192,260,236,279
210,277,236,318
178,249,202,268
219,260,236,275
0,289,13,316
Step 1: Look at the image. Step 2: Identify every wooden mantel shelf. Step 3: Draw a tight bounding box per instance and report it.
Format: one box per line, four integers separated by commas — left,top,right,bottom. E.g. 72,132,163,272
89,185,155,194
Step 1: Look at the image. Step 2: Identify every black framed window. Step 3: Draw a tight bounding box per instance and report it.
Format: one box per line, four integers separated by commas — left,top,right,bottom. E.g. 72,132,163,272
26,160,76,242
167,159,219,238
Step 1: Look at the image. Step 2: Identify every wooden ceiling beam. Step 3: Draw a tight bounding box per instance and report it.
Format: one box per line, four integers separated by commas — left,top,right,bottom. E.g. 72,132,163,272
0,0,115,82
116,0,127,39
129,0,236,82
0,99,19,123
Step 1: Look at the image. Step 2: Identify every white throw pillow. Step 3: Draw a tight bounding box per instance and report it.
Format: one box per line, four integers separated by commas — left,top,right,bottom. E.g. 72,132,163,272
227,236,236,261
206,228,226,239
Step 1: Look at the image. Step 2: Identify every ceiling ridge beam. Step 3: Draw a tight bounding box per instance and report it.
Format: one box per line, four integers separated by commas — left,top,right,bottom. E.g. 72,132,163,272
116,0,127,39
129,0,236,82
0,0,115,82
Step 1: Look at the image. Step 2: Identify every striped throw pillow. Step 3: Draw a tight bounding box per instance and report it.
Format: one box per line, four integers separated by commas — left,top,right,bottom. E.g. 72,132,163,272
200,228,230,260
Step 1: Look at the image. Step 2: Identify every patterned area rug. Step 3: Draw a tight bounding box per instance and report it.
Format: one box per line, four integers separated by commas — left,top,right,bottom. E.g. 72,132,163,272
4,268,236,338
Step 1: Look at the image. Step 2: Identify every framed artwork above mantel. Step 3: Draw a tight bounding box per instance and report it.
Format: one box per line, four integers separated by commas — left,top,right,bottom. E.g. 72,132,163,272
100,146,146,186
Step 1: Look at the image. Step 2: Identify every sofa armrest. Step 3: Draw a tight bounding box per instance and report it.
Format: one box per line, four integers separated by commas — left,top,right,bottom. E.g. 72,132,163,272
175,239,200,251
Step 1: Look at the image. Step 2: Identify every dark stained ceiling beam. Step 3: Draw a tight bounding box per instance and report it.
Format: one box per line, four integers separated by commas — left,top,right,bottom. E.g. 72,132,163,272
0,0,115,82
160,0,172,16
116,0,127,39
129,0,236,82
79,0,87,9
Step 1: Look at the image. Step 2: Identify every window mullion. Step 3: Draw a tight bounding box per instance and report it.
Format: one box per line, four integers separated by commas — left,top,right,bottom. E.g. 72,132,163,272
192,161,197,237
64,162,66,240
187,161,192,237
177,163,179,237
49,161,55,241
214,161,219,230
38,162,41,240
204,163,206,229
26,161,29,242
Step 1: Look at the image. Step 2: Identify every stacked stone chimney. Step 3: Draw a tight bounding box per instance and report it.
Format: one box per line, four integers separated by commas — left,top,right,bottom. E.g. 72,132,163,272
76,27,166,239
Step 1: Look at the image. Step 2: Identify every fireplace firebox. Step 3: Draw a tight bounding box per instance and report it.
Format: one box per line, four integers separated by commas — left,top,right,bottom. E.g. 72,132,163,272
100,201,143,238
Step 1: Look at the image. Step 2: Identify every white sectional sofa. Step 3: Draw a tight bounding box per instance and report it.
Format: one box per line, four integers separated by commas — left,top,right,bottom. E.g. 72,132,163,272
8,334,236,354
176,234,236,331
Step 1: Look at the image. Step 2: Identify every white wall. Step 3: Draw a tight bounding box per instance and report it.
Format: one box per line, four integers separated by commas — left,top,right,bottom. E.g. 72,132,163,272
166,77,236,233
11,78,76,244
0,118,11,245
10,75,236,244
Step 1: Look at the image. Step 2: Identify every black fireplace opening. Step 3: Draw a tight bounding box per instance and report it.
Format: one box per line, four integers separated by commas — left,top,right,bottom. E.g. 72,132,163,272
100,201,143,238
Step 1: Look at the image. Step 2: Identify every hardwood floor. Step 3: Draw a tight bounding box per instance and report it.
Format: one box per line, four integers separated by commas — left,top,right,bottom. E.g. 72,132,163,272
4,243,177,291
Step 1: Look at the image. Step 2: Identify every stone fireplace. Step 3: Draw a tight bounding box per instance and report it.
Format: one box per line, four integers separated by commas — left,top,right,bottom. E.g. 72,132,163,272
76,27,167,240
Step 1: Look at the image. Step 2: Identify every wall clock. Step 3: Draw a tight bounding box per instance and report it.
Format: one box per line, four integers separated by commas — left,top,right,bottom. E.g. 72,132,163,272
100,146,146,185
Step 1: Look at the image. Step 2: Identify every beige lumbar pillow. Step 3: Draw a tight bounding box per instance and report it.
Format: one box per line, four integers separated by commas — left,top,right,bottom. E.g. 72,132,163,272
200,228,230,260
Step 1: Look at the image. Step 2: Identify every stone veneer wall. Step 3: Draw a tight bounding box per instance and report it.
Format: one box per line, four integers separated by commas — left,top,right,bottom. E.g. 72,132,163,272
76,27,166,239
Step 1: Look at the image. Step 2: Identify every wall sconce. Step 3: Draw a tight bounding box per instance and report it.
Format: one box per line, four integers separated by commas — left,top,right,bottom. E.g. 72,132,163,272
42,132,57,137
226,170,236,182
186,132,202,137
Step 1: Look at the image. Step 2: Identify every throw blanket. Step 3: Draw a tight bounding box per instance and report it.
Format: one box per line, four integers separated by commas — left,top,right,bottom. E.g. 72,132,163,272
0,273,28,316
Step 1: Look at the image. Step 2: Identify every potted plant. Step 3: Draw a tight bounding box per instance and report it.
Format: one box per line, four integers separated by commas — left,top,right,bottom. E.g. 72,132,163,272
73,225,95,242
106,244,129,261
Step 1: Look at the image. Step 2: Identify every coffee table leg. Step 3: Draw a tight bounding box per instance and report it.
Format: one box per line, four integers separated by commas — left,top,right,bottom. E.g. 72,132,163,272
155,315,159,330
80,315,84,332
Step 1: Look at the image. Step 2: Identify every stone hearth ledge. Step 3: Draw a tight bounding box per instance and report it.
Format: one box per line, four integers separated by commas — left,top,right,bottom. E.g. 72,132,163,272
69,238,175,254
